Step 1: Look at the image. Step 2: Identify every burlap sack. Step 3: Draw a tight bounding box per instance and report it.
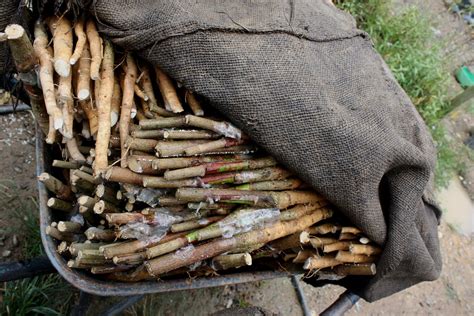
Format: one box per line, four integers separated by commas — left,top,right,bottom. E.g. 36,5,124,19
91,0,441,301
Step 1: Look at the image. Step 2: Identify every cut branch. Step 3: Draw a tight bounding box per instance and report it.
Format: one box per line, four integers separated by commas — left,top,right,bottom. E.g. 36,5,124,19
154,140,208,157
200,167,290,185
47,197,73,212
175,188,325,209
94,40,114,175
145,209,332,276
334,263,376,276
70,18,86,65
185,115,242,139
155,66,183,113
5,24,37,72
66,137,87,163
38,172,73,200
105,167,144,185
111,76,121,127
335,251,376,263
234,179,303,191
212,253,252,270
152,155,248,170
303,256,341,270
184,138,245,156
86,19,102,80
46,16,73,77
119,53,137,167
349,244,381,256
139,117,186,130
58,73,74,139
139,65,160,113
58,221,82,233
76,42,91,100
34,21,63,130
185,90,204,116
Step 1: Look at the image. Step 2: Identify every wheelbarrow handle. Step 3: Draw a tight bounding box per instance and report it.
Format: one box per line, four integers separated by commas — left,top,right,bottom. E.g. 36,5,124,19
320,290,360,316
0,256,56,282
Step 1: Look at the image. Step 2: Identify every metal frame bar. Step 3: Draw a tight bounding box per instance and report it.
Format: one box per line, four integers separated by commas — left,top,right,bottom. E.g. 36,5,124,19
0,256,55,281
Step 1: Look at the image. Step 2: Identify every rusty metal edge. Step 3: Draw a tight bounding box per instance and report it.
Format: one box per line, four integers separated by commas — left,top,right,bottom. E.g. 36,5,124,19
35,124,293,296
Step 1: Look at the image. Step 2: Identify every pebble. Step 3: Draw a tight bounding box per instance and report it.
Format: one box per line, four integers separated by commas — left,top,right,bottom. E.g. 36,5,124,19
222,285,231,295
431,27,442,36
2,250,11,258
12,234,19,247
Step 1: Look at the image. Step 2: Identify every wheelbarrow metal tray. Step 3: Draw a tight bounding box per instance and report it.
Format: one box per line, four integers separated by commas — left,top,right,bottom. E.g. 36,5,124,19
35,126,291,296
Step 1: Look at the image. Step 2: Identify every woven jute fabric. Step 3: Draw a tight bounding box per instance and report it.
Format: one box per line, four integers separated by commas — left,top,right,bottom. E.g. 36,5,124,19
91,0,442,301
0,0,19,74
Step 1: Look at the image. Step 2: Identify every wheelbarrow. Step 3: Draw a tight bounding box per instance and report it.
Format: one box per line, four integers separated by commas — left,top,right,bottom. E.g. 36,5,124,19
0,125,360,315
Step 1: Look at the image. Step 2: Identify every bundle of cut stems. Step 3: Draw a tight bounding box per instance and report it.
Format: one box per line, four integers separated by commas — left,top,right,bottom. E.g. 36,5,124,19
7,16,381,283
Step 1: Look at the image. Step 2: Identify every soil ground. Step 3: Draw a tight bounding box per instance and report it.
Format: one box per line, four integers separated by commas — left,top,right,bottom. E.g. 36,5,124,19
0,111,37,262
0,0,472,315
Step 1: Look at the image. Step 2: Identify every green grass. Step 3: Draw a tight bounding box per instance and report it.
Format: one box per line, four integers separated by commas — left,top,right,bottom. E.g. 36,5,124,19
0,181,75,316
11,198,44,258
124,295,154,316
1,275,74,316
237,298,251,308
335,0,459,187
